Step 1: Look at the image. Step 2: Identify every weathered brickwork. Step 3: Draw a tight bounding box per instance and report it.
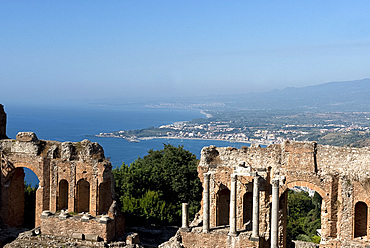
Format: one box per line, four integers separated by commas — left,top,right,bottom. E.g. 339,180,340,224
0,105,7,139
180,142,370,248
0,105,124,242
180,228,265,248
40,213,124,242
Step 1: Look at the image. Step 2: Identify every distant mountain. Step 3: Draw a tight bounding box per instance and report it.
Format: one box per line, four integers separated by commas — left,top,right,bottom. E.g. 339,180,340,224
224,78,370,112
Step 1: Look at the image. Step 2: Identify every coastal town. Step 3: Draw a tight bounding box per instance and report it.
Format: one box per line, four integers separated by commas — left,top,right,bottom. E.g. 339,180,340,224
96,110,370,147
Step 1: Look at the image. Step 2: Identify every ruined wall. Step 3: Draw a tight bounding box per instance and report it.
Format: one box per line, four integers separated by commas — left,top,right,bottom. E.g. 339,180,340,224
0,105,124,244
41,214,119,242
0,130,122,241
180,228,265,248
0,133,112,226
0,104,7,139
181,141,370,248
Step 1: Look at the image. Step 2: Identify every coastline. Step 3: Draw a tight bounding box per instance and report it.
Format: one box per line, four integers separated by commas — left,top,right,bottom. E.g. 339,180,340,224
95,108,272,147
200,110,213,118
137,136,269,146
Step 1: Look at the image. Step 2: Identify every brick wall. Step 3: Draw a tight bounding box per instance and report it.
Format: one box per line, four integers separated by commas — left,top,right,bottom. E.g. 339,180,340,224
181,141,370,247
0,104,7,139
41,214,118,242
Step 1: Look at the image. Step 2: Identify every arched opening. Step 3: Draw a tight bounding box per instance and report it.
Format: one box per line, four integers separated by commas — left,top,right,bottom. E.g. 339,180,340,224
286,186,322,245
76,179,90,213
98,180,112,214
216,186,230,226
1,167,39,229
354,201,368,238
58,179,69,210
243,192,253,230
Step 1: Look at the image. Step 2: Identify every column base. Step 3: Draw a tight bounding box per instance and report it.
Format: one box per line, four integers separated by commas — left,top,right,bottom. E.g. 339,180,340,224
228,232,238,237
250,236,259,242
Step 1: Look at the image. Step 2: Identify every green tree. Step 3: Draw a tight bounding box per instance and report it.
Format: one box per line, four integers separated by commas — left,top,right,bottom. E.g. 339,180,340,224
113,144,202,226
287,190,322,244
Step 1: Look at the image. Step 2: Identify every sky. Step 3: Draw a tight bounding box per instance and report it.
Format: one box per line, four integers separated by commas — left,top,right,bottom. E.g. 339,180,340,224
1,1,370,105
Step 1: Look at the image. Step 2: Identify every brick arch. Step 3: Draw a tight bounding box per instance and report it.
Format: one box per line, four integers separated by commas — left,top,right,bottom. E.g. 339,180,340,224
1,162,43,228
12,162,42,183
354,201,368,238
214,181,229,195
76,178,90,213
216,186,230,226
283,180,326,199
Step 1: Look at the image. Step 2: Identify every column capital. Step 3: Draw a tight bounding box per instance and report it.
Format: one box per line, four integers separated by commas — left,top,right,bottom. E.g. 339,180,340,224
231,174,237,181
203,172,211,179
252,171,259,178
271,178,279,187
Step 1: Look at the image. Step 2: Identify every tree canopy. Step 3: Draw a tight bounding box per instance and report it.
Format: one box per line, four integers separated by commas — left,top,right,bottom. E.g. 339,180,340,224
113,144,202,226
287,189,322,244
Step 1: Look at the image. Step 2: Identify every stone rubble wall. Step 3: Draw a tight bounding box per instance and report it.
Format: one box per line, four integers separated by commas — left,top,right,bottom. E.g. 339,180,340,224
181,141,370,248
0,104,7,139
179,228,266,248
40,214,116,242
0,130,122,241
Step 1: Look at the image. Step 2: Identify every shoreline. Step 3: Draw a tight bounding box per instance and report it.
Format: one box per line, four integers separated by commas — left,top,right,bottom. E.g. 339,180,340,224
200,110,213,118
95,108,273,146
141,136,269,146
96,134,270,146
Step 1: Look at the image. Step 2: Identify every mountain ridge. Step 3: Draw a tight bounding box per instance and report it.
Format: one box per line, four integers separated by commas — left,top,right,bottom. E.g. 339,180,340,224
226,78,370,112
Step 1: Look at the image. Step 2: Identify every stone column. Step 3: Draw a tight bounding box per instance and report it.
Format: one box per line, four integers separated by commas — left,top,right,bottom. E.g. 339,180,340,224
229,174,237,236
252,172,260,238
271,179,279,248
203,173,210,233
181,203,189,231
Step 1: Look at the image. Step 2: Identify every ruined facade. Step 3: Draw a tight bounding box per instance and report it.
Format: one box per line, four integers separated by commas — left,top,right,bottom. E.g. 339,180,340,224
0,105,7,139
179,142,370,248
0,104,123,242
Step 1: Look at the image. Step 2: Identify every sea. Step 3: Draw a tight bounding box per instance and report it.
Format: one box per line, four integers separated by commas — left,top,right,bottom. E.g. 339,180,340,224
4,104,251,186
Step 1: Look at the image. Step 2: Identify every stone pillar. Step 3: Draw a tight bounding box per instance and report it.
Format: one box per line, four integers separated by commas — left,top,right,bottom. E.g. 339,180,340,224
203,173,210,233
229,174,237,236
252,172,260,238
271,179,279,248
181,203,189,231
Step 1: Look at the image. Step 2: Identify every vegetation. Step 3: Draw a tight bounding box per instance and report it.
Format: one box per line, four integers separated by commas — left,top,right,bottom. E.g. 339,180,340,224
287,189,322,244
24,183,38,229
113,144,202,226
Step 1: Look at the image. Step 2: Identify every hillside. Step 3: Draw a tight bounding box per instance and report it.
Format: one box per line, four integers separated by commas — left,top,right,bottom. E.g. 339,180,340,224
227,78,370,112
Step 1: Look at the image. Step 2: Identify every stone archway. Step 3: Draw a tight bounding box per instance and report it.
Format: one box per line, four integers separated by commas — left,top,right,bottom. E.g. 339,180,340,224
281,180,327,246
216,187,230,226
1,165,41,228
76,179,90,213
98,180,112,214
354,201,368,238
243,192,253,229
58,179,69,210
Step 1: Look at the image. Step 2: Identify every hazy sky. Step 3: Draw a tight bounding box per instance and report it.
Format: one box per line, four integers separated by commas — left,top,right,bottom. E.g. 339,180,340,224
1,1,370,104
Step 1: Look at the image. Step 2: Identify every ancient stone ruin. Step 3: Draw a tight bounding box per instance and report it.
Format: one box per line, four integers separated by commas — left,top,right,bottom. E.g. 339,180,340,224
3,103,370,248
0,105,7,140
177,142,370,248
0,104,124,245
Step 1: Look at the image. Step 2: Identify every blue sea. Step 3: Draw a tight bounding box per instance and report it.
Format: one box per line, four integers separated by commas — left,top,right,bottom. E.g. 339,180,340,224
4,104,250,186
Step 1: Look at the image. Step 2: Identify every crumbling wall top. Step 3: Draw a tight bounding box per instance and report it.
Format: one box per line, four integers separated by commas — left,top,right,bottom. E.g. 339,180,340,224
0,133,108,164
199,140,370,182
0,104,7,139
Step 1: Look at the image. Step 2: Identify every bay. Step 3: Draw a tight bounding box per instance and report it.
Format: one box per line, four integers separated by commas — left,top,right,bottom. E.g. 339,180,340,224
4,104,250,186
